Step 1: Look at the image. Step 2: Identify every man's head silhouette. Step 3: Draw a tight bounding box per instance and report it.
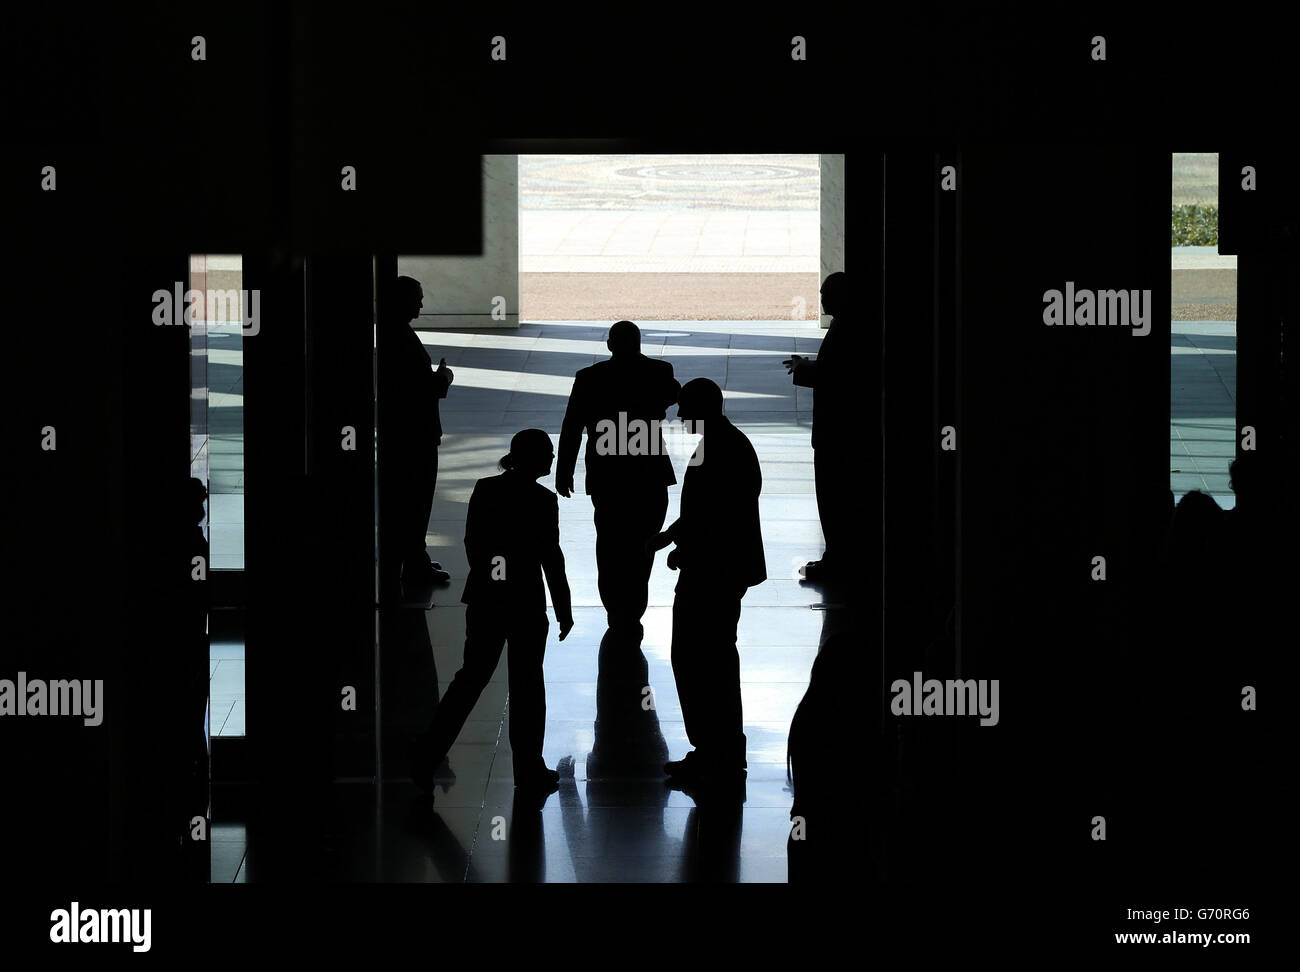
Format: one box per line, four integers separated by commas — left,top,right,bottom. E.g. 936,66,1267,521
677,377,723,424
188,477,208,528
607,320,641,357
820,272,847,318
1228,452,1277,513
386,276,424,325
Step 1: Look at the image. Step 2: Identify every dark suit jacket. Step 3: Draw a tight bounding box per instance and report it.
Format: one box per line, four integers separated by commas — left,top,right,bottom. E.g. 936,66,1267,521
665,416,766,591
558,354,680,494
379,321,451,451
791,314,855,450
460,472,572,618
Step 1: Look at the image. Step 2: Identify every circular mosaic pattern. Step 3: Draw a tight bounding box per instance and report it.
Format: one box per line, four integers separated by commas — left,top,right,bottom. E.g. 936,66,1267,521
520,154,820,211
613,163,818,182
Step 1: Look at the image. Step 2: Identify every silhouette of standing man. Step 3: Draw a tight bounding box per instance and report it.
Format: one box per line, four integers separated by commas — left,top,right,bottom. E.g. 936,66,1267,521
782,272,857,584
649,378,765,784
557,321,680,636
411,429,574,793
378,275,454,602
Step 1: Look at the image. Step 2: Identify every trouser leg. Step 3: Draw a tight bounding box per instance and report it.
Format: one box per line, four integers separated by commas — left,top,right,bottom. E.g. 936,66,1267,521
631,487,669,623
671,581,747,769
700,592,746,768
814,445,841,565
670,591,704,751
505,613,550,774
593,486,668,629
403,449,439,576
592,493,621,623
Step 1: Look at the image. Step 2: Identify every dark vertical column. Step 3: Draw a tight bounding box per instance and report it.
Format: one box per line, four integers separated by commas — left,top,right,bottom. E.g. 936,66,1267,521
1236,256,1286,477
958,147,1170,908
879,148,968,888
1219,150,1295,503
880,149,944,884
1214,152,1291,892
240,248,381,867
239,252,318,876
5,147,130,881
304,254,378,781
934,150,960,652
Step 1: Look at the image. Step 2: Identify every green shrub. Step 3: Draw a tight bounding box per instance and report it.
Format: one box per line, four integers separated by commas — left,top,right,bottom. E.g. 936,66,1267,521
1171,204,1218,246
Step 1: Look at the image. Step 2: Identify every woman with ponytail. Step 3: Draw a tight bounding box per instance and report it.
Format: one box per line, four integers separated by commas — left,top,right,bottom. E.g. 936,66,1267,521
412,428,574,793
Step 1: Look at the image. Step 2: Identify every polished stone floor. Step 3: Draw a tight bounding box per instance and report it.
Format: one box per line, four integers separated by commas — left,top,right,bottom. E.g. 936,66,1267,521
214,319,849,883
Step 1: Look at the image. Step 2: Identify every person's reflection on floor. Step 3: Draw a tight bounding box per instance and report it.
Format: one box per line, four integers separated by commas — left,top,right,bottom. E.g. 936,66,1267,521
381,605,444,787
677,778,745,883
787,632,877,883
506,786,549,883
552,627,676,880
556,757,679,882
588,627,670,777
403,798,481,883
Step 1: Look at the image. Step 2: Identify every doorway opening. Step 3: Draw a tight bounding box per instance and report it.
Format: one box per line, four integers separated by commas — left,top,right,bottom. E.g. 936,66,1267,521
519,154,821,321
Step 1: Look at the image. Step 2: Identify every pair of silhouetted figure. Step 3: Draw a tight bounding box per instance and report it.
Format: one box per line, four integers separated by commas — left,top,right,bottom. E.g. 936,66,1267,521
411,429,575,792
783,271,863,585
559,323,766,783
378,275,455,602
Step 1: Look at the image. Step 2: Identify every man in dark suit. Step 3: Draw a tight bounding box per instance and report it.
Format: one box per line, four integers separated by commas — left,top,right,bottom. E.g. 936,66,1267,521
557,321,680,635
377,275,454,601
782,271,857,584
650,378,766,784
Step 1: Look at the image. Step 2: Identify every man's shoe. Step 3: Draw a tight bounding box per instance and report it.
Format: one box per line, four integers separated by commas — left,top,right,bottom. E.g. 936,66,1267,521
515,765,560,793
405,564,451,586
667,769,747,801
799,559,835,583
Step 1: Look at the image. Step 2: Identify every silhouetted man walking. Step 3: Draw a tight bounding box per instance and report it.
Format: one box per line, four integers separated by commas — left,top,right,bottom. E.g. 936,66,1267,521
378,275,454,601
557,321,680,635
650,378,765,784
783,272,858,584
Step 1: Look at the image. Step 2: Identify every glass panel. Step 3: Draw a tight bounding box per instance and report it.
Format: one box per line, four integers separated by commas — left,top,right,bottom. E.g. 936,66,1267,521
192,254,245,737
1170,154,1237,508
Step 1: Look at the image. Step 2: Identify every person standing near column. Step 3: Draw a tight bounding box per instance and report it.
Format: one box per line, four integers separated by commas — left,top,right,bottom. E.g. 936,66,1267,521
378,275,454,602
783,272,857,585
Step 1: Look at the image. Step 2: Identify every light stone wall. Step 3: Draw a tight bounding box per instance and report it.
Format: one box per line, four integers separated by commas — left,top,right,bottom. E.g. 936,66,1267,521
819,153,846,329
399,155,519,328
